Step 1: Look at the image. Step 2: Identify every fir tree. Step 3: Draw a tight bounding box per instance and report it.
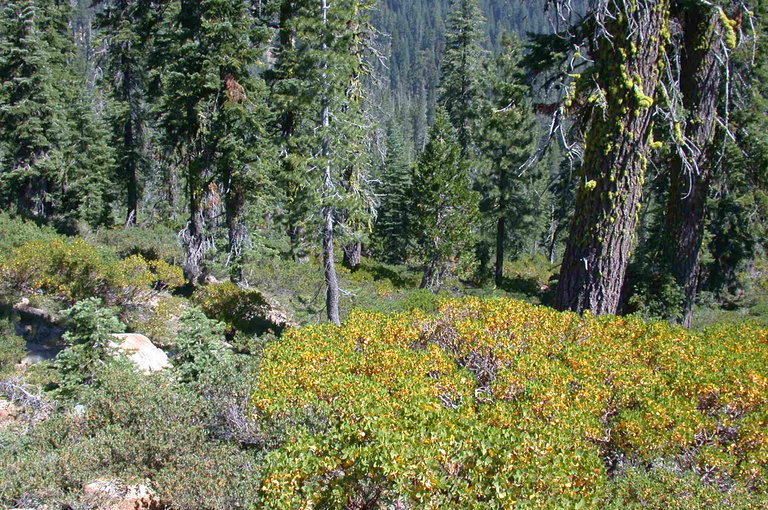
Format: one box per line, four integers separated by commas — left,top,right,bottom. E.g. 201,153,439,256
410,108,479,290
157,0,272,283
439,0,486,154
476,33,538,286
270,0,376,323
93,0,163,226
0,0,72,220
373,123,413,264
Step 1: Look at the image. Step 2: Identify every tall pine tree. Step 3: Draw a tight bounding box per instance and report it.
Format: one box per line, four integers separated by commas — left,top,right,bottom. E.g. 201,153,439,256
410,108,479,290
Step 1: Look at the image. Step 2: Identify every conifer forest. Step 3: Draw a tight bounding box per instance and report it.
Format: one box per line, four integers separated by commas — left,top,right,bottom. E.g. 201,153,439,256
1,0,768,508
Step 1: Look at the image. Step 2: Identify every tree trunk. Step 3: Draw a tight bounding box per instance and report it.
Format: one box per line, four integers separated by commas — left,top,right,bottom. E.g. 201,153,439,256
320,0,340,325
323,206,341,325
555,1,669,315
124,66,139,227
494,216,505,287
663,8,723,327
343,241,362,269
225,182,248,283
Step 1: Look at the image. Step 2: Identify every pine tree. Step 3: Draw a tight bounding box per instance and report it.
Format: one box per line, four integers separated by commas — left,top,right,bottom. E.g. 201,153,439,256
410,108,479,290
476,33,538,286
439,0,486,154
270,0,376,323
659,4,728,327
551,1,671,315
0,0,114,230
157,0,272,283
57,91,116,231
0,0,72,220
94,0,163,226
373,123,413,264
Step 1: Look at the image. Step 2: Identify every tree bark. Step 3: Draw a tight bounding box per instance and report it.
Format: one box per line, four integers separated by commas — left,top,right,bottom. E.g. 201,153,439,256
320,0,340,325
225,182,248,283
555,1,669,315
495,216,505,287
323,206,341,325
663,8,723,327
343,241,362,269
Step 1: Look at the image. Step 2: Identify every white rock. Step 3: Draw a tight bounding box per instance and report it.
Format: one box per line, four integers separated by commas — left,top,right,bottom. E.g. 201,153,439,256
110,333,170,374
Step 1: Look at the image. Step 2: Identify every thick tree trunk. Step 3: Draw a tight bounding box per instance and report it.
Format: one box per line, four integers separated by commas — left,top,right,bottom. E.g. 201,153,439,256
343,241,362,268
663,8,723,327
494,216,505,287
555,1,669,315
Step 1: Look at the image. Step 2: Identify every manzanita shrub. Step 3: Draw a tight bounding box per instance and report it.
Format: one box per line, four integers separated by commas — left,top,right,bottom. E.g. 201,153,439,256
0,238,184,308
252,298,768,509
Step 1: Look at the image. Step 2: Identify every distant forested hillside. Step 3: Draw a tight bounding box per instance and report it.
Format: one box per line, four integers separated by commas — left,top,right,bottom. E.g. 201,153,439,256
371,0,565,151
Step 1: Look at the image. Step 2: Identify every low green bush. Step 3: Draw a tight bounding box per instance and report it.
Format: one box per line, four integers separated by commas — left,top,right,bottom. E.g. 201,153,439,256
0,238,184,309
252,298,768,508
0,364,261,509
93,224,184,265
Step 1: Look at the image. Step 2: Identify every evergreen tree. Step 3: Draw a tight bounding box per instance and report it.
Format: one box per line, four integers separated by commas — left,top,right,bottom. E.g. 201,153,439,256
58,91,115,231
373,123,412,264
476,33,538,286
157,0,272,283
0,0,72,220
549,1,671,315
439,0,486,153
94,0,162,226
270,0,376,323
410,108,479,290
658,4,730,326
0,0,114,230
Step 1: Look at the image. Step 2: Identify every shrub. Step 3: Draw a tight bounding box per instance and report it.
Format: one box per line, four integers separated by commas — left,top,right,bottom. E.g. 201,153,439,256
0,364,261,509
0,238,184,309
93,225,184,264
172,307,230,383
193,282,288,336
0,212,59,259
252,298,768,508
0,319,24,377
50,298,125,396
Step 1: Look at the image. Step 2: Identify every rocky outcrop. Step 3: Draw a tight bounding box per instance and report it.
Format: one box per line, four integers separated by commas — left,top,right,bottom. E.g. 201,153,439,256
110,334,171,374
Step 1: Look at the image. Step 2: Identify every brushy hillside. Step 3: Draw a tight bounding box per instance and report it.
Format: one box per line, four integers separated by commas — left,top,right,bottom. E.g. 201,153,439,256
253,298,768,509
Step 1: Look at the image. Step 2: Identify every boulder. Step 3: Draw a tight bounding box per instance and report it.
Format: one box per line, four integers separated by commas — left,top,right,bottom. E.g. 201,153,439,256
83,480,164,510
110,334,171,374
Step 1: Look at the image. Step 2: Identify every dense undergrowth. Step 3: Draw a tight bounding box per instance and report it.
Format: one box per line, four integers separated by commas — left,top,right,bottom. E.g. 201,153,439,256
0,213,767,508
253,299,768,508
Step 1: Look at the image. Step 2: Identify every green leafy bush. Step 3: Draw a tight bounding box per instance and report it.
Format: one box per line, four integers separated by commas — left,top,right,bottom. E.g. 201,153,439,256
0,364,261,509
252,298,768,508
193,282,287,336
0,212,59,259
50,298,125,396
0,238,184,308
0,319,24,377
93,224,184,264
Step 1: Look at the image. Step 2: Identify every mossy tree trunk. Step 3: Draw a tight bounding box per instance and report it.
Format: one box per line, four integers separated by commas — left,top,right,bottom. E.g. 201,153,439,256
663,7,725,327
555,1,670,315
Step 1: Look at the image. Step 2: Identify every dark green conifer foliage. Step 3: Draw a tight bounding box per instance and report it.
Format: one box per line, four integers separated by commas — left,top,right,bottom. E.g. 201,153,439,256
58,92,116,231
157,0,272,283
439,0,486,153
94,0,162,226
373,123,412,264
476,33,538,286
410,108,479,290
270,0,376,323
0,0,114,230
0,0,71,220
